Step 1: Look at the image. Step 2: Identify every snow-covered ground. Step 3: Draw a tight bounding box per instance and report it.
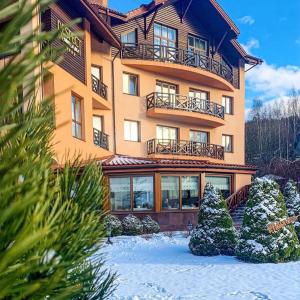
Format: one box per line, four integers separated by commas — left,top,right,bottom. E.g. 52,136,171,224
97,233,300,300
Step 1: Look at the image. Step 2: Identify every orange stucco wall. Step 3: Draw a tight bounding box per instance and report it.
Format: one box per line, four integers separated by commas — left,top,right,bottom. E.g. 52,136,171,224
112,58,246,165
0,6,253,191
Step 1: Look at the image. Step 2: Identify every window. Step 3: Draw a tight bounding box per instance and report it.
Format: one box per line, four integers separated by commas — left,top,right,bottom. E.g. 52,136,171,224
182,176,199,209
124,120,140,142
189,89,209,100
93,115,103,132
189,89,209,111
156,125,178,143
109,177,131,211
133,176,154,210
156,81,177,106
154,23,177,59
156,81,177,95
222,134,233,153
205,175,231,199
154,23,177,48
123,73,138,96
161,175,200,210
188,34,208,54
110,176,154,211
222,96,233,115
161,176,180,210
91,65,102,81
121,29,137,45
72,94,83,139
190,130,209,144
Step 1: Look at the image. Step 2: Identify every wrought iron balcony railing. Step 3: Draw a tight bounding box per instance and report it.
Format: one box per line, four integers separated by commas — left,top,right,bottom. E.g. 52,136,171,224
93,128,109,150
147,139,224,160
91,75,108,100
146,92,225,119
121,43,233,84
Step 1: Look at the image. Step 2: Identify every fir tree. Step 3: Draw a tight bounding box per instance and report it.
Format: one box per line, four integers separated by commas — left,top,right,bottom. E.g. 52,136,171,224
284,180,300,239
189,183,237,256
0,1,115,298
236,178,300,263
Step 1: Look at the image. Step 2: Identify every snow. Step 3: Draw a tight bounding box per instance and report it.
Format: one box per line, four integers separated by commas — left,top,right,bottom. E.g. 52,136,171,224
96,233,300,300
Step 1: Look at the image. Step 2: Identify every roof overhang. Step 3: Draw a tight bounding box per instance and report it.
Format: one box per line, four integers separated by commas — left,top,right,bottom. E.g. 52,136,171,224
231,39,263,65
72,0,121,48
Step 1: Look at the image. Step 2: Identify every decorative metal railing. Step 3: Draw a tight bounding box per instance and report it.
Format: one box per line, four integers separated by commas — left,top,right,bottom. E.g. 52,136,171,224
91,75,108,100
146,92,225,119
147,139,224,160
121,43,234,84
226,184,250,213
93,128,109,150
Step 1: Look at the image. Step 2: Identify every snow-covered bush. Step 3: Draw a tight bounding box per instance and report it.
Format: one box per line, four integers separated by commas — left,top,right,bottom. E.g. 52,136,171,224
103,214,123,236
142,215,160,234
189,183,237,256
122,214,143,236
284,180,300,239
236,178,300,263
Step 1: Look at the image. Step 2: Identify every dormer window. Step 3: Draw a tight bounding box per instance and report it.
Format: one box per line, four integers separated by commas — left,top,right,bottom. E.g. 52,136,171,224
121,29,137,45
188,34,208,54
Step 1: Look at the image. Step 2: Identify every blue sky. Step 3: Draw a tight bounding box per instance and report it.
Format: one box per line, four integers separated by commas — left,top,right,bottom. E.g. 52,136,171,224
109,0,300,109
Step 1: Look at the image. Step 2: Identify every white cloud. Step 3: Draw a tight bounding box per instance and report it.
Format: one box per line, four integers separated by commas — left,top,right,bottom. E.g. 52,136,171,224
246,62,300,100
241,38,260,55
238,16,255,25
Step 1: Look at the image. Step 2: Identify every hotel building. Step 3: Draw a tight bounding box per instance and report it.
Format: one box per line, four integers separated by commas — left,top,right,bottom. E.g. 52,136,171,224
1,0,262,230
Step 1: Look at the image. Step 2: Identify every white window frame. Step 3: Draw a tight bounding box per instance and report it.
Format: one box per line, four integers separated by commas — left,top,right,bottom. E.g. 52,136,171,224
124,120,140,142
123,73,138,96
222,134,233,153
222,96,233,115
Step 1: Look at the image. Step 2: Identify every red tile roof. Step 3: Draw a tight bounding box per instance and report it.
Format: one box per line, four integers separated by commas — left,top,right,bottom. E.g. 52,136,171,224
100,155,257,171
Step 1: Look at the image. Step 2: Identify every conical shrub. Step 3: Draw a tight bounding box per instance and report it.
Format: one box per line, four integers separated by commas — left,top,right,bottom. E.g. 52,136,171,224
284,180,300,239
236,178,300,263
189,183,237,256
142,215,160,234
122,214,143,236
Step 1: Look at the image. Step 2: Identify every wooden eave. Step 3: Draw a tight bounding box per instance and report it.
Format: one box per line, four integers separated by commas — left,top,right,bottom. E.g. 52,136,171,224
72,0,121,48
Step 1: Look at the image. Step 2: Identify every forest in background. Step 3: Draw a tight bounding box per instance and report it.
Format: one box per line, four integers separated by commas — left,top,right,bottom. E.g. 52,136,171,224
245,89,300,182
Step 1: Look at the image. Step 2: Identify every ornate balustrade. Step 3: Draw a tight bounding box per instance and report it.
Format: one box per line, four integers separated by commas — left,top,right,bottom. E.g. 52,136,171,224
91,75,108,100
93,128,109,150
146,92,225,119
147,139,224,160
121,43,234,84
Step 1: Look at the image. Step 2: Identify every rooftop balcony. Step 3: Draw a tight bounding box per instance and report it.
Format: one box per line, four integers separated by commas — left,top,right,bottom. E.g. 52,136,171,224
93,128,109,150
147,139,224,160
146,92,225,127
121,44,235,91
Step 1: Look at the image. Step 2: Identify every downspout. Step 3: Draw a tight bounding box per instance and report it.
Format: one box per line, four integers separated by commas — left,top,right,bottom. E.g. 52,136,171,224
111,48,120,154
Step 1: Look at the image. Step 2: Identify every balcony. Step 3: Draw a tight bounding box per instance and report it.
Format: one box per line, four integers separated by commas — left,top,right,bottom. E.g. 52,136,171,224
147,139,224,160
92,75,108,100
146,92,225,127
121,44,235,91
93,128,109,150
